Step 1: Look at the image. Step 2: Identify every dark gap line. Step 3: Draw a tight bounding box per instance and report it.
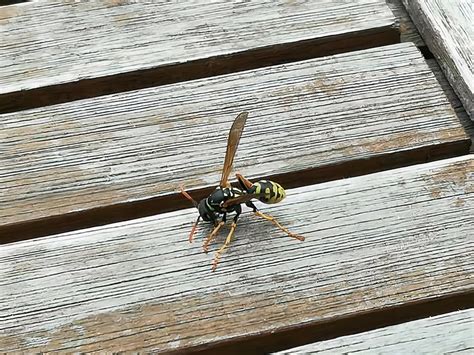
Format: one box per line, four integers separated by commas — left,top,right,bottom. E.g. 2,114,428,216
0,0,27,6
184,291,474,355
1,137,470,243
0,27,398,114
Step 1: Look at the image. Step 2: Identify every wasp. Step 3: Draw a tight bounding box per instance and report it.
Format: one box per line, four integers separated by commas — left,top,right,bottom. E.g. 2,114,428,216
180,112,304,271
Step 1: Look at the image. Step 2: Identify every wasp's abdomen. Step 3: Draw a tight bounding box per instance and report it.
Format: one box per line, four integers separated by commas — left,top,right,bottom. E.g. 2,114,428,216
251,180,286,204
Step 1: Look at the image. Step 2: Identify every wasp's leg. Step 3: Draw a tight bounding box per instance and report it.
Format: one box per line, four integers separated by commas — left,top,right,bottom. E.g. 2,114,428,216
188,215,201,243
212,207,241,272
247,201,305,241
179,185,201,243
202,213,226,253
179,185,198,208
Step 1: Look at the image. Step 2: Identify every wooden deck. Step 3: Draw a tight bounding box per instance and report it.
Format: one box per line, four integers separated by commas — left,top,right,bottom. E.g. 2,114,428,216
0,0,472,353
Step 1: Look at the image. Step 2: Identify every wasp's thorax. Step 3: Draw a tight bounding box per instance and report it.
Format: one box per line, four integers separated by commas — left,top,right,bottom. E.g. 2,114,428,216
198,186,243,222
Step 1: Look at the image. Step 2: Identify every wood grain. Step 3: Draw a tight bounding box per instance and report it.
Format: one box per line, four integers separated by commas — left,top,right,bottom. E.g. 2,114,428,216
1,156,473,353
1,43,470,242
385,0,424,47
275,309,474,354
0,0,398,113
402,0,474,119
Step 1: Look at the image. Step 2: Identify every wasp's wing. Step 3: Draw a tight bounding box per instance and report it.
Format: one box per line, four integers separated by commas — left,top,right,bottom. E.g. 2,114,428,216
219,112,248,187
222,193,258,208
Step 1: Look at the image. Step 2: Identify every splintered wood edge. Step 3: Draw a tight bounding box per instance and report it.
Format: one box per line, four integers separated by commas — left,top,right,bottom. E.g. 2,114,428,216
385,0,424,47
426,59,474,152
1,155,473,353
274,309,474,354
402,0,474,119
0,44,470,243
0,1,398,113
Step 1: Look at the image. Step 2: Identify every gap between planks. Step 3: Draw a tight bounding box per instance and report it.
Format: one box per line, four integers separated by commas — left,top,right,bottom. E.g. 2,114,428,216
385,0,424,47
0,43,471,243
0,1,27,6
385,0,435,59
0,155,473,353
203,294,474,355
273,308,474,354
0,0,398,113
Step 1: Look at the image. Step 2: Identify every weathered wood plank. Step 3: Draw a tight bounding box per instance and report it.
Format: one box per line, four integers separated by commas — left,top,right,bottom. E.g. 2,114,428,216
275,309,474,354
427,59,474,153
1,43,470,242
385,0,424,46
402,0,474,119
0,0,398,113
0,156,473,353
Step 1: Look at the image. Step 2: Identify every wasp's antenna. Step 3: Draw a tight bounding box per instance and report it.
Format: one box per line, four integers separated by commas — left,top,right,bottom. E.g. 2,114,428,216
179,185,198,208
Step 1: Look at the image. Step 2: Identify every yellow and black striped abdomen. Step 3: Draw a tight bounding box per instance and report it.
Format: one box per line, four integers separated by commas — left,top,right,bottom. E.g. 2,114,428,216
251,180,286,204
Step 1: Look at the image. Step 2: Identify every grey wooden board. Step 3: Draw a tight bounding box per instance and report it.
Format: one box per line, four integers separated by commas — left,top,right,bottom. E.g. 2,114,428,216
386,0,424,46
402,0,474,119
1,42,470,242
274,309,474,354
0,155,473,352
0,0,398,112
427,58,474,153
